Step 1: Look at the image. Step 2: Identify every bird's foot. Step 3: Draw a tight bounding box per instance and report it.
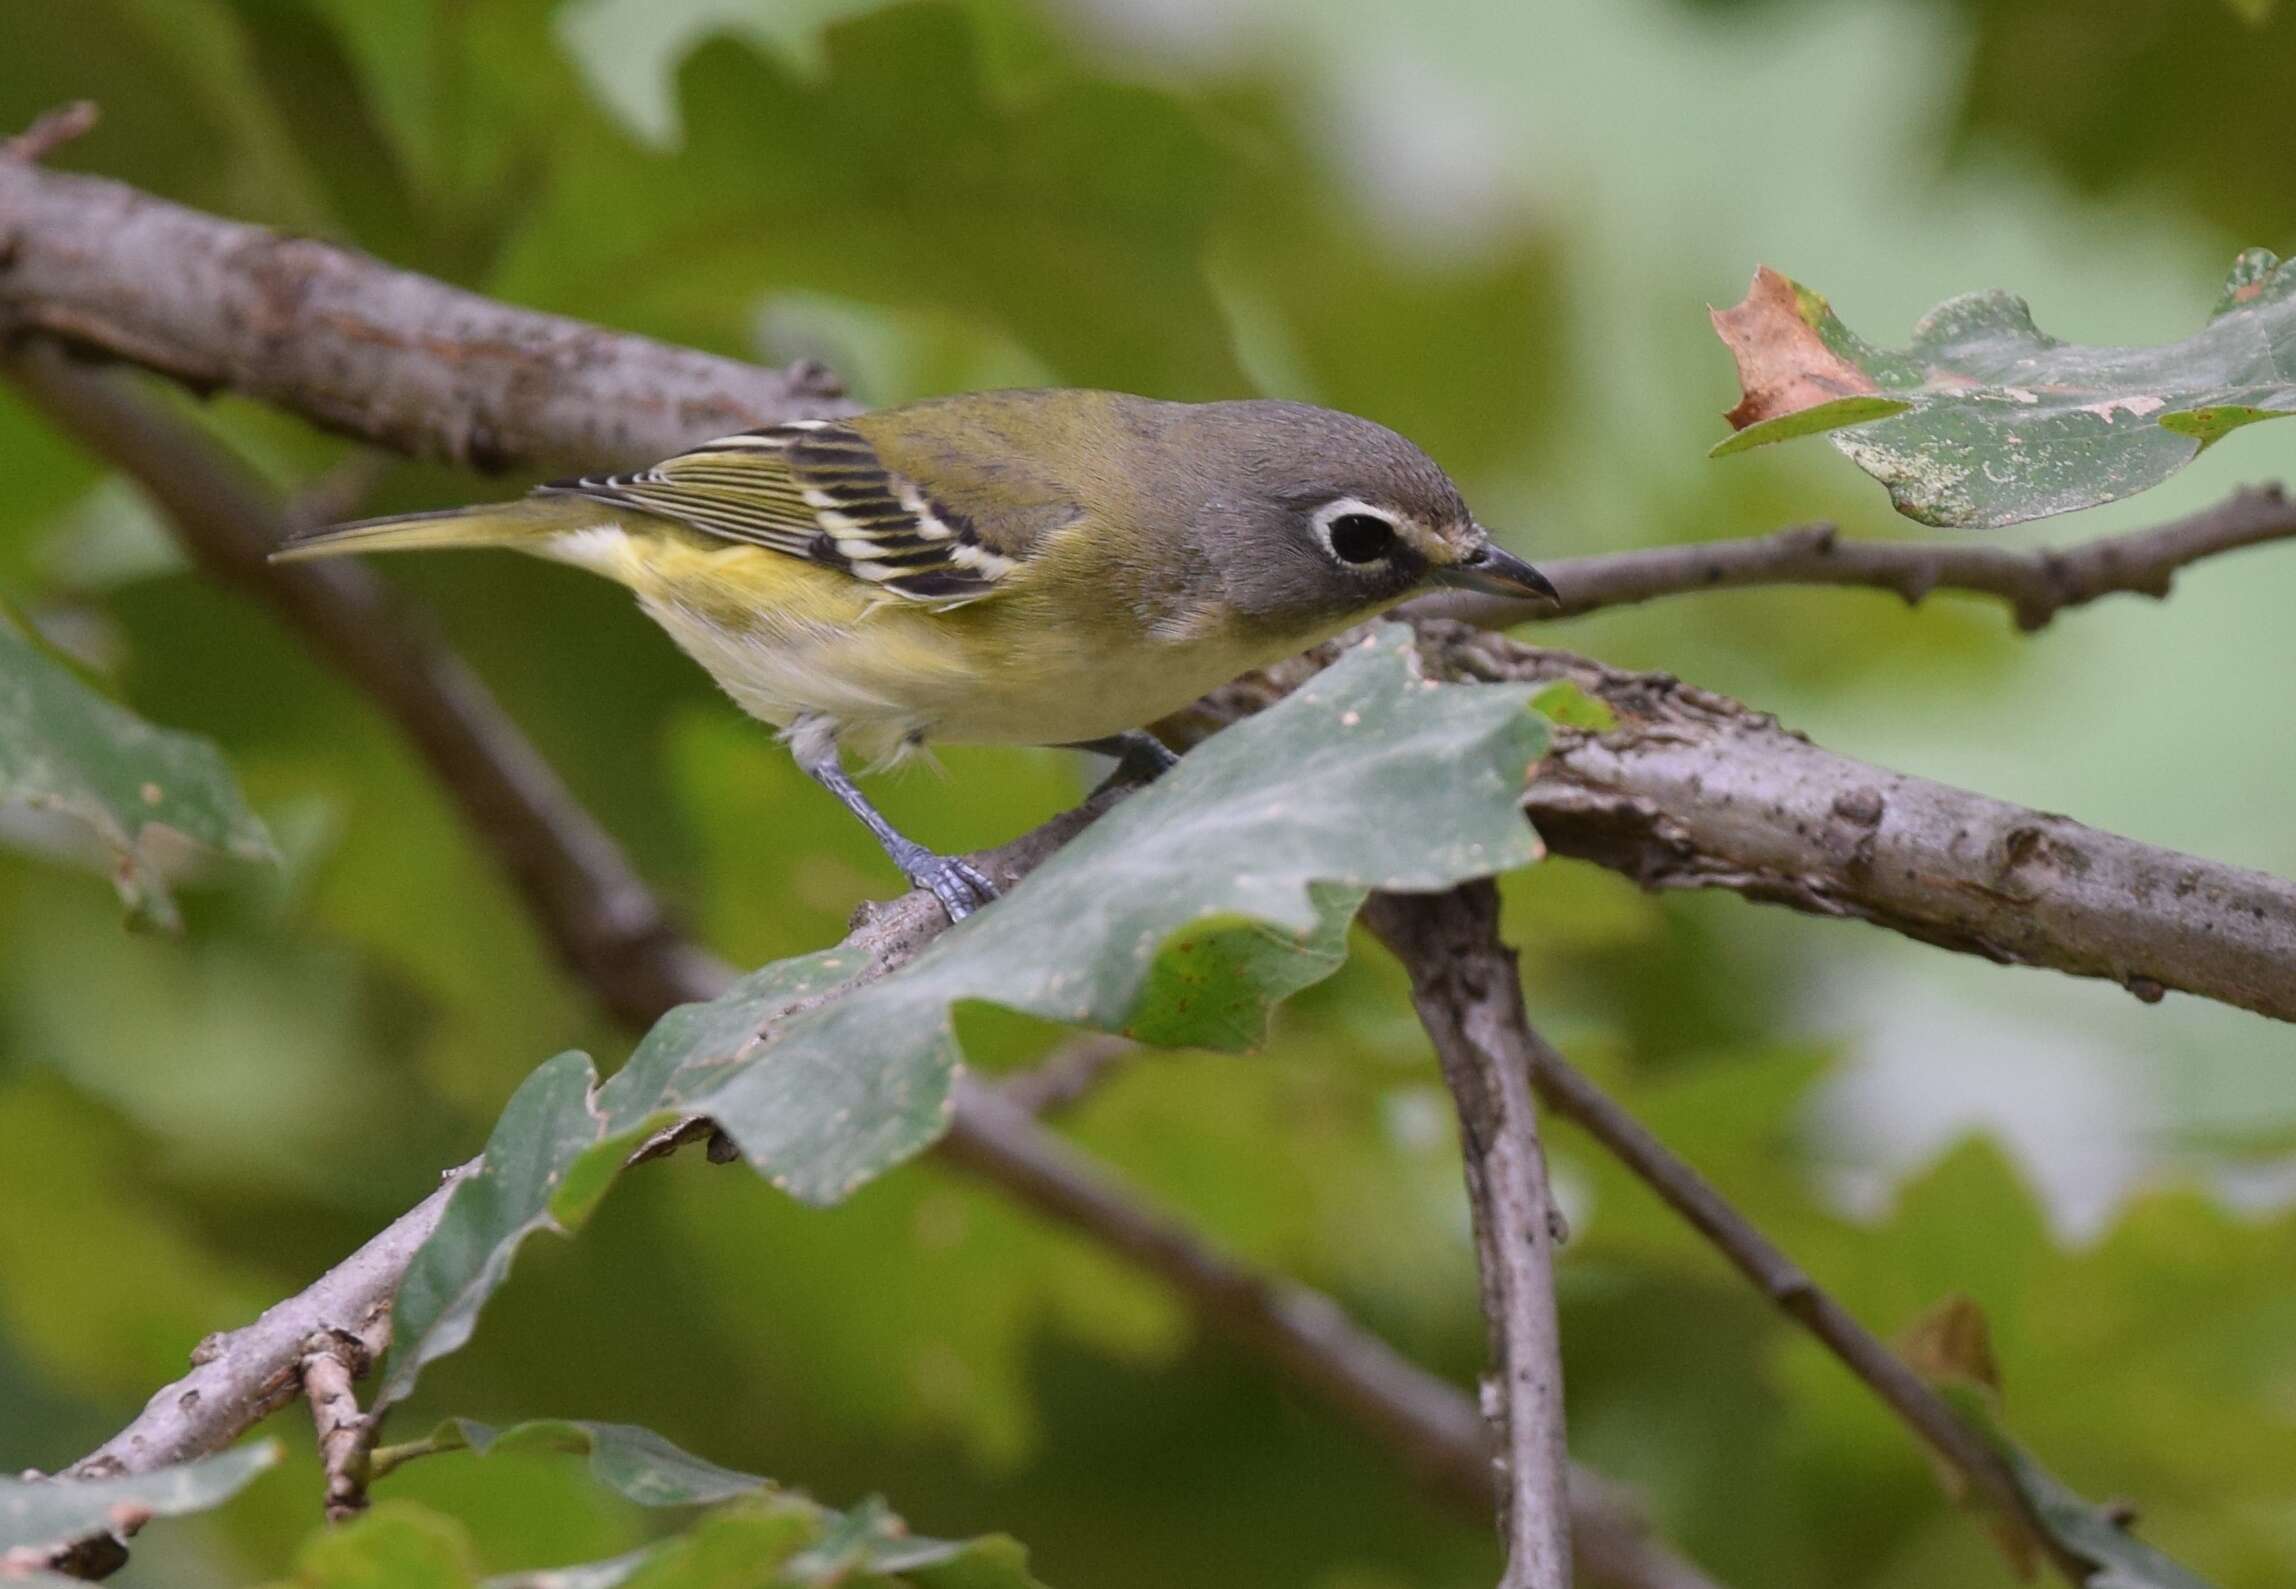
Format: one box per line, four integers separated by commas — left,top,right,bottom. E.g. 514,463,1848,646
1066,731,1181,791
1115,733,1180,784
901,850,999,922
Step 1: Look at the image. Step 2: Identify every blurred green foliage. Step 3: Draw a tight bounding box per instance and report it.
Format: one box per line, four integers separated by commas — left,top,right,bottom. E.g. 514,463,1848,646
1,2,2293,1587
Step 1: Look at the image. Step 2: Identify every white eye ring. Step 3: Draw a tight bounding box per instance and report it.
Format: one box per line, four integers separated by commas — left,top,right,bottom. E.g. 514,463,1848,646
1310,498,1401,568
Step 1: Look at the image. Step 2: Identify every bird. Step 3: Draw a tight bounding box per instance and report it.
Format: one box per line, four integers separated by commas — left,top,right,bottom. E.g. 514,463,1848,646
273,388,1556,921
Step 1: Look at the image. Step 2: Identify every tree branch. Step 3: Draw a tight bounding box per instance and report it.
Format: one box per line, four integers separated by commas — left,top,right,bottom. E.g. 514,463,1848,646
995,1033,1142,1118
73,1167,471,1478
1364,891,2093,1582
1417,486,2296,631
1510,1019,2085,1580
0,161,849,473
1465,631,2296,1021
1190,629,2296,1022
27,357,1713,1589
298,1333,374,1524
1363,886,1574,1589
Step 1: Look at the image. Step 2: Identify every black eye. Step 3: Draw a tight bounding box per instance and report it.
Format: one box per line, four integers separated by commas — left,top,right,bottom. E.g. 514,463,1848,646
1326,512,1397,564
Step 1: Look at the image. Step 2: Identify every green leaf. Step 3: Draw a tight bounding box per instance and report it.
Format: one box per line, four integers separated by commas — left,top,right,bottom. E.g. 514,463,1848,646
499,11,1251,400
399,1420,768,1508
486,1497,1044,1589
1703,394,1915,458
0,1442,278,1560
268,1501,482,1589
376,1051,616,1410
0,612,275,930
360,1424,1048,1589
1528,681,1617,733
382,626,1541,1408
1709,253,2296,526
1993,1439,2219,1589
1118,884,1363,1051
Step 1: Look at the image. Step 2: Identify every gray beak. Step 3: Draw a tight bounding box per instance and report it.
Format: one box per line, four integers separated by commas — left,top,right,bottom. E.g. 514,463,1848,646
1431,542,1559,603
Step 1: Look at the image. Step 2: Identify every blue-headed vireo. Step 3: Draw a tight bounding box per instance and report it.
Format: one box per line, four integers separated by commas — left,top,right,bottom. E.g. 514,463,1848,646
274,389,1555,919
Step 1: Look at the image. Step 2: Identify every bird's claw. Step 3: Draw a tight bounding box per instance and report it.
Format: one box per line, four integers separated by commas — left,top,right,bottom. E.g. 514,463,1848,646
908,854,999,922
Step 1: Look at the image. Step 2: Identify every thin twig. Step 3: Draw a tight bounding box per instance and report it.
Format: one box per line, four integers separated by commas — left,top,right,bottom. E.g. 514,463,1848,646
28,358,1714,1589
1417,485,2296,632
941,1081,1695,1586
298,1333,373,1523
1,101,99,165
998,1033,1143,1118
1511,1026,2085,1581
1366,888,2088,1581
1363,885,1573,1589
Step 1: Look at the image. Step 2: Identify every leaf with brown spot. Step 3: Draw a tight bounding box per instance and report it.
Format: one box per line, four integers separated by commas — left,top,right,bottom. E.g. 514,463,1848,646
1710,266,1889,430
1708,249,2296,526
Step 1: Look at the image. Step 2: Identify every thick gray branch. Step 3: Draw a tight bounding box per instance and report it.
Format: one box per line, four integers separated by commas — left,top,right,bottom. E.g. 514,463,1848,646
0,161,849,472
1364,885,1574,1589
1433,629,2296,1021
1188,629,2296,1020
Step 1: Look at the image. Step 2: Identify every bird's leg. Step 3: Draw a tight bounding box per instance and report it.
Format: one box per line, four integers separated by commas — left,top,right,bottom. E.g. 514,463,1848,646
790,730,997,923
1063,730,1181,786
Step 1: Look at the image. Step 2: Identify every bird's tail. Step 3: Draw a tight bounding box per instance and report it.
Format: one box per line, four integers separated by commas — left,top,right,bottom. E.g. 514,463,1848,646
269,498,584,563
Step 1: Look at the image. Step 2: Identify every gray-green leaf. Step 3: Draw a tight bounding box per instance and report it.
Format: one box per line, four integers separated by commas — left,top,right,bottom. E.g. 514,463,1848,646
1710,252,2296,526
380,626,1543,1410
0,1443,277,1562
0,613,274,929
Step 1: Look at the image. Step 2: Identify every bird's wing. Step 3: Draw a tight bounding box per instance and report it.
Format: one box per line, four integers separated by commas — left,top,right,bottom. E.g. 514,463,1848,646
534,420,1018,606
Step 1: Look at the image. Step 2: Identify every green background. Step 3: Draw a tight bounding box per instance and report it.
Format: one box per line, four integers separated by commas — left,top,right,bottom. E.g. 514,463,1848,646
3,0,2293,1584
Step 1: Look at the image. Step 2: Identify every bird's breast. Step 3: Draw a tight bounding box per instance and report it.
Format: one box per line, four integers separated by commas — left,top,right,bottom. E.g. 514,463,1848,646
602,532,1329,760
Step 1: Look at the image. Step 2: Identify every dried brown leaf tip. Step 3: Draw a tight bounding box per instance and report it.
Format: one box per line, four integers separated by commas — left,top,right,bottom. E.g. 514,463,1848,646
1895,1296,2045,1579
1710,265,1881,430
1897,1292,2002,1397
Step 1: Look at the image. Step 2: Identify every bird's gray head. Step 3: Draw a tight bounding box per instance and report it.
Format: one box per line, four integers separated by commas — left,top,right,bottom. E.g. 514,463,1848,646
1176,400,1553,631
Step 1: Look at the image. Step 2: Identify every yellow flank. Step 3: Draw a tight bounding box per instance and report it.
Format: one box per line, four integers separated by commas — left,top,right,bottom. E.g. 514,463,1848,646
547,509,1342,767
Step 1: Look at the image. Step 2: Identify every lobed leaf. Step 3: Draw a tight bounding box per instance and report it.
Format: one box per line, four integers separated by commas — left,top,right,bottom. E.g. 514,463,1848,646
1709,251,2296,526
380,626,1544,1408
